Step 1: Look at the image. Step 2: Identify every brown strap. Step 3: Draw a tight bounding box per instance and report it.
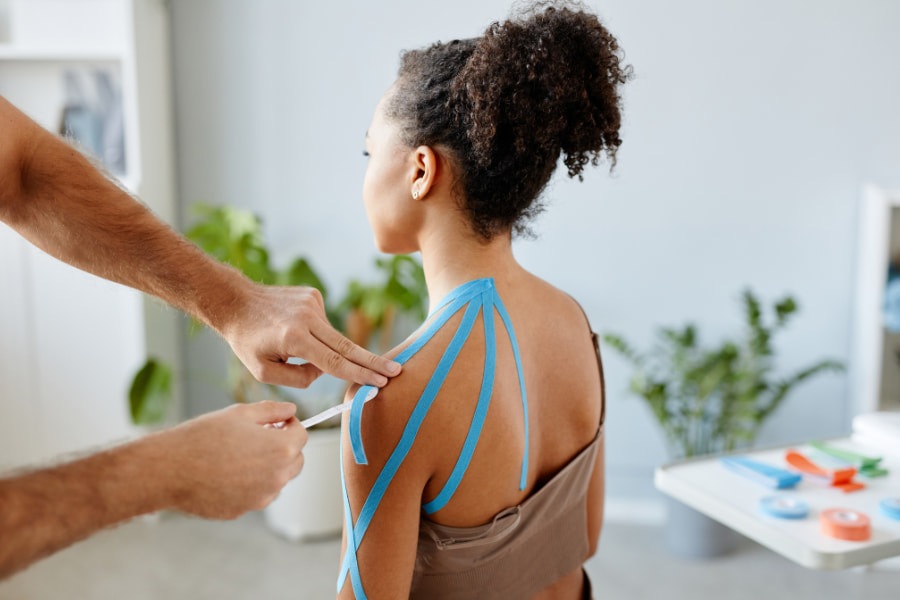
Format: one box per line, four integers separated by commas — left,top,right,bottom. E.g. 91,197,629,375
566,295,606,428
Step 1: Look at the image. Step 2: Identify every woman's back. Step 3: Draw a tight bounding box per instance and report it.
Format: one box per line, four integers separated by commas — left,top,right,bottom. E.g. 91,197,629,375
415,271,602,527
340,271,605,599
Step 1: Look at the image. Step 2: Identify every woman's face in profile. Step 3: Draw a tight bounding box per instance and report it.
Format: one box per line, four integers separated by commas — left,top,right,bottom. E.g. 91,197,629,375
362,88,421,255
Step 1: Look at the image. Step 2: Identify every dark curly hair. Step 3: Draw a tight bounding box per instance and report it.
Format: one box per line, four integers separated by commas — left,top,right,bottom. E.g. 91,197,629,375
386,1,632,240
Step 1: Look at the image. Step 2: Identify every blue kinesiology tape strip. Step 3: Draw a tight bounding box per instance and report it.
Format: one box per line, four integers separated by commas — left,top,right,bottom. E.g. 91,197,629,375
338,447,367,598
423,288,497,514
494,290,529,489
348,283,485,465
338,278,532,596
426,278,487,320
339,299,482,591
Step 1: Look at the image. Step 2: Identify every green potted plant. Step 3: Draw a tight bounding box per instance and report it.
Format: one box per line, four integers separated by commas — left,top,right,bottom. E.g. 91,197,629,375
127,203,342,539
604,289,843,557
337,254,428,355
265,254,428,540
128,203,328,425
128,203,428,540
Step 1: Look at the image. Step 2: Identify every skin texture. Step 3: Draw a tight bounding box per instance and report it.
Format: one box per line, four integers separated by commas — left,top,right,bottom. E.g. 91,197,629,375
338,93,605,599
0,94,400,578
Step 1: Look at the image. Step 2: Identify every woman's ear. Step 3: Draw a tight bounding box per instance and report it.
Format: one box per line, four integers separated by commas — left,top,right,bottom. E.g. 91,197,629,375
410,145,438,201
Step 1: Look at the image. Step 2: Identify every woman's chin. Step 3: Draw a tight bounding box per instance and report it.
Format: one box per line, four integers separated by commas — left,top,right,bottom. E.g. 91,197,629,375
374,237,416,255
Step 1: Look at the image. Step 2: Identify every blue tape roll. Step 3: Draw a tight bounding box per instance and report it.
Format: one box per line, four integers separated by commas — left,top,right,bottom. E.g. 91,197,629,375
759,495,810,519
880,498,900,521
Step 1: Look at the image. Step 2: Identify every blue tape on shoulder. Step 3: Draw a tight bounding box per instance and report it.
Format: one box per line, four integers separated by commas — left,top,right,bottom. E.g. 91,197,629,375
338,297,483,591
427,278,488,319
423,288,496,514
339,444,367,598
337,277,532,594
493,289,529,490
348,283,485,465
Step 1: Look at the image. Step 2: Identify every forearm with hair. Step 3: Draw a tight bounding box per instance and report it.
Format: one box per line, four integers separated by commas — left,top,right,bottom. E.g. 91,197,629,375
0,440,167,580
0,104,250,333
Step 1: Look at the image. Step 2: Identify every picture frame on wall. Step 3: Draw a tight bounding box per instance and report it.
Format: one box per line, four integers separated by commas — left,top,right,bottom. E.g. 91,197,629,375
58,66,127,176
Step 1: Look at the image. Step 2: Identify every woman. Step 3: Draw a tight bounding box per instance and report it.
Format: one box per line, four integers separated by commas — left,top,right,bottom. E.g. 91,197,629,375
339,3,630,598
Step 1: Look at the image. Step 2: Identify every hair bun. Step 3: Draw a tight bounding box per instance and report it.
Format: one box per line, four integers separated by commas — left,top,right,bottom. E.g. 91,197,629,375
388,2,631,239
454,3,632,179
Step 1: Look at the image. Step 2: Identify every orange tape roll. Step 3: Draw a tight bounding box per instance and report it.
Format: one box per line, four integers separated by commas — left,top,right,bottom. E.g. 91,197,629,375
820,508,871,541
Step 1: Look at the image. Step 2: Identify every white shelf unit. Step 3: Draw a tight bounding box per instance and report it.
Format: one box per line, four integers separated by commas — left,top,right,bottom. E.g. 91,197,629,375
850,185,900,418
0,0,181,471
0,49,122,60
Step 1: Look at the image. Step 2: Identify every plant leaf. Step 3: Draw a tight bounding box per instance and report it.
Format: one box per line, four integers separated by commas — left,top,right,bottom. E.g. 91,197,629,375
129,358,173,425
602,333,643,365
278,257,328,300
774,297,798,327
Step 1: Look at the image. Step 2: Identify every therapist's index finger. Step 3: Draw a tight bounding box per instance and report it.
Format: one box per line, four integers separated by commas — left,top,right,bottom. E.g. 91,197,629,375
312,320,401,385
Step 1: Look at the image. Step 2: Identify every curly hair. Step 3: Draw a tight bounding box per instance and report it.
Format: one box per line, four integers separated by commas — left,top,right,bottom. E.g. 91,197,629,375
386,1,632,240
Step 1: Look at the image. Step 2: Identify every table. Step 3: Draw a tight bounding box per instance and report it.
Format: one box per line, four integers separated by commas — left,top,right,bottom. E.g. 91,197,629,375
655,437,900,569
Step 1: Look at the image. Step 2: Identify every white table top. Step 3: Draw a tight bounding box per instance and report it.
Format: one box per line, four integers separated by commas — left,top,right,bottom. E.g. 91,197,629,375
654,437,900,570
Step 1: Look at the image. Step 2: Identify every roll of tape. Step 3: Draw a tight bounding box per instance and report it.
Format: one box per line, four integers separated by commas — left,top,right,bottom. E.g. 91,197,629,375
880,498,900,521
759,495,810,519
820,508,871,541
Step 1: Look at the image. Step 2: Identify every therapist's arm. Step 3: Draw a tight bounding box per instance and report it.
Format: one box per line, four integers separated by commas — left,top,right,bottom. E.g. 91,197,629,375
0,95,400,388
0,401,305,580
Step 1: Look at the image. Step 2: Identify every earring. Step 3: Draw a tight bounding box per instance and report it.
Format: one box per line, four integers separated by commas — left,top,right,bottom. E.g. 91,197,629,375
412,190,419,199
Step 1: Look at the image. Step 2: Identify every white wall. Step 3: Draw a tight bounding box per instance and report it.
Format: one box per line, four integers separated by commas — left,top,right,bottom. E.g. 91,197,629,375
169,0,900,502
0,0,168,472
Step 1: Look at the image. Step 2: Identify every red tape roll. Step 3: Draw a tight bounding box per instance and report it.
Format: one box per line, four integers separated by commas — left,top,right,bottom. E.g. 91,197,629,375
820,508,871,541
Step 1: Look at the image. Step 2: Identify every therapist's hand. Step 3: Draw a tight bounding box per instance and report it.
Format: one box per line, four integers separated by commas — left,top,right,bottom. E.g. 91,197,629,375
141,401,307,520
218,282,401,389
0,401,307,579
0,94,398,391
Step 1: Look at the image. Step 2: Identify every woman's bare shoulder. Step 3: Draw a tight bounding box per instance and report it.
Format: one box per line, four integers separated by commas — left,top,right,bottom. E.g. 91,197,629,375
515,273,597,334
341,308,478,474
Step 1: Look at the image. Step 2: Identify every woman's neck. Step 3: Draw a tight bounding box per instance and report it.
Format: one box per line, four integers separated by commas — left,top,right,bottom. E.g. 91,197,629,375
417,224,519,312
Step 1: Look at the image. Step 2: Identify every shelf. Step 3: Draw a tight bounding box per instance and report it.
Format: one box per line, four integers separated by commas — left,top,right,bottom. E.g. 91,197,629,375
0,0,179,471
0,0,129,60
0,45,121,62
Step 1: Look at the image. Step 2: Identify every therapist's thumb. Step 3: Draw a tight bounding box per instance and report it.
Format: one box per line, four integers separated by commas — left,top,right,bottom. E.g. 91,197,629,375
246,400,298,425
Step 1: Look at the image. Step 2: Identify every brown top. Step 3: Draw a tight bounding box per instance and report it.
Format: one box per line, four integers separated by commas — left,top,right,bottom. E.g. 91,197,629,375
409,328,606,600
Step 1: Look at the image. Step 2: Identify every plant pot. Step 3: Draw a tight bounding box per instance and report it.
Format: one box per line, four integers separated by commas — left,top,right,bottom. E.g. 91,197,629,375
264,427,343,541
664,496,739,559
